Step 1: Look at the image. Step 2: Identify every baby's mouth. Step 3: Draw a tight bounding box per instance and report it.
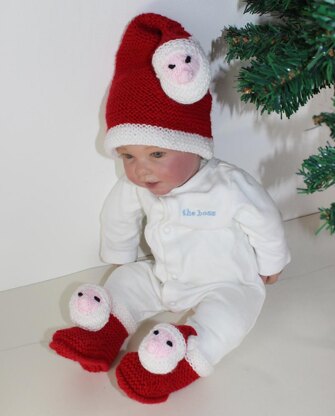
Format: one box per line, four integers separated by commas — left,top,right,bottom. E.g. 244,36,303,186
144,181,159,188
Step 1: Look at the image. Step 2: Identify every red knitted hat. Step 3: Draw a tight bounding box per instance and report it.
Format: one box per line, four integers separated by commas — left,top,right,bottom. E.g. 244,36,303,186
104,13,213,159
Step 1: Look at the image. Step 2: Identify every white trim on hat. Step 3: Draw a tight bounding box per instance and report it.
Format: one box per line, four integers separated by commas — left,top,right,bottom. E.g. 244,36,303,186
104,123,213,159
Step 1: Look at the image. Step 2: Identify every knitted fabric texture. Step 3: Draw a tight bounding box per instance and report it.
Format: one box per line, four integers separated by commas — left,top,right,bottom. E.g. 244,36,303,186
116,324,200,403
116,351,199,404
49,314,128,372
104,13,213,159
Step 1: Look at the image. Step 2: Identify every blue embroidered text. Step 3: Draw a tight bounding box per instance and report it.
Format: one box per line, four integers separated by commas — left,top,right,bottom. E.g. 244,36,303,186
182,209,216,217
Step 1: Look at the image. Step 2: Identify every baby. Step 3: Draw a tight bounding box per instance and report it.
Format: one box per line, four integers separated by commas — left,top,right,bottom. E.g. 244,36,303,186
50,13,290,404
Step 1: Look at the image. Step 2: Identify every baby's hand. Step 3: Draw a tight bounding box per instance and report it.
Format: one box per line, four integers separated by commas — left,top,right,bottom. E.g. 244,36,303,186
260,273,281,285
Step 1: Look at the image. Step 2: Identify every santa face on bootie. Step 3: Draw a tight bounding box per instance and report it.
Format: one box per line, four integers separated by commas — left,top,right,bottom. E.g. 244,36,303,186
116,323,209,404
49,284,132,372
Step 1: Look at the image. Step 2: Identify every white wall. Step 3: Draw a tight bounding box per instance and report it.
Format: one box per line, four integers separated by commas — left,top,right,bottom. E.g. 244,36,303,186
1,0,333,291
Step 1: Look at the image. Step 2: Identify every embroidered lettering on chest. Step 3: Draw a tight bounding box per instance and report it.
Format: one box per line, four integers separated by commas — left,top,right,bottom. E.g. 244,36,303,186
182,208,216,217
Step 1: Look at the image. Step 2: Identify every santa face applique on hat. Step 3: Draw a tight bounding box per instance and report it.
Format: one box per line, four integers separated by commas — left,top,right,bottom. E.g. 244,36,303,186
104,13,213,160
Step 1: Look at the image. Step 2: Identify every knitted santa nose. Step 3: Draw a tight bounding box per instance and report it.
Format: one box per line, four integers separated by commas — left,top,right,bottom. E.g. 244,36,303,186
104,13,213,159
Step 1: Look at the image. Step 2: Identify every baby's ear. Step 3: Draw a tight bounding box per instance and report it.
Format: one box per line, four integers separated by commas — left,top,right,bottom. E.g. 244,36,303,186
152,38,211,104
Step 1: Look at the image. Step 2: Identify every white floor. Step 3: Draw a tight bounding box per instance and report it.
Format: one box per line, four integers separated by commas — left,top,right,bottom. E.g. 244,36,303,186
1,213,335,416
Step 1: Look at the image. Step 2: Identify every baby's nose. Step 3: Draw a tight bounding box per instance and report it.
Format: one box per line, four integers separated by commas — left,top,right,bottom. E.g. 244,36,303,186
135,162,152,177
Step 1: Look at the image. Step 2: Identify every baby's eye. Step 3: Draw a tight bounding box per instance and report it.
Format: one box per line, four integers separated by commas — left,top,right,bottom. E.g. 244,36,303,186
151,151,165,158
120,153,133,160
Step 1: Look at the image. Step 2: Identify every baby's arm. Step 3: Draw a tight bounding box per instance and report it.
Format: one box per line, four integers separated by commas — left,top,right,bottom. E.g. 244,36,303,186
100,176,144,265
231,169,290,281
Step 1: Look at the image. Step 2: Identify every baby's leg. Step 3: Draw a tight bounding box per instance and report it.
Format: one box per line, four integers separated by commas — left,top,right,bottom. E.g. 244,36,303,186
104,260,167,326
50,260,164,372
187,283,266,367
115,282,265,403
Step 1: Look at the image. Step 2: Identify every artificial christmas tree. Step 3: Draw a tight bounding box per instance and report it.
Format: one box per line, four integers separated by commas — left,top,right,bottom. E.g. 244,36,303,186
224,0,335,233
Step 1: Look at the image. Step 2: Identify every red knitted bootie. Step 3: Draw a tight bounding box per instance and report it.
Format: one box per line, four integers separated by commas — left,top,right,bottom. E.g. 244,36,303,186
116,324,202,403
50,284,129,372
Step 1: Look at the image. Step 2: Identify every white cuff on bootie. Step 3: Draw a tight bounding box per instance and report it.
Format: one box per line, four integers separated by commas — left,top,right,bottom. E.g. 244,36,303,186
185,336,214,377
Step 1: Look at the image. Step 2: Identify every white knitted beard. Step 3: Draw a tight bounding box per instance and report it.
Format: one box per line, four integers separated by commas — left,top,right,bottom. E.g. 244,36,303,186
138,345,181,374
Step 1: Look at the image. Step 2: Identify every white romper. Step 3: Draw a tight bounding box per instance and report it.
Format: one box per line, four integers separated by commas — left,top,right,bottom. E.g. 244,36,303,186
101,158,290,369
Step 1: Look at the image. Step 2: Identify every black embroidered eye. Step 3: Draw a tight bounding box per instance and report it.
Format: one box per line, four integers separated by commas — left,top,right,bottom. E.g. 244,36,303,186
185,55,191,63
153,330,159,335
94,296,101,302
168,64,176,69
166,340,173,347
78,292,83,297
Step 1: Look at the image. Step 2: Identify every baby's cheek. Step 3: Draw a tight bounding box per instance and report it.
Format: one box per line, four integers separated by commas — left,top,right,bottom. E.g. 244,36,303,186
163,154,200,186
123,165,139,186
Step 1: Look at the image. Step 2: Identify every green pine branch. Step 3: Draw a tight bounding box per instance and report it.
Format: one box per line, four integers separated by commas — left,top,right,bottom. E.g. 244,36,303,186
317,203,335,234
298,142,335,234
225,23,299,62
303,0,335,33
236,44,334,117
312,98,335,138
244,0,309,16
298,144,335,193
224,1,335,118
224,0,335,234
298,99,335,234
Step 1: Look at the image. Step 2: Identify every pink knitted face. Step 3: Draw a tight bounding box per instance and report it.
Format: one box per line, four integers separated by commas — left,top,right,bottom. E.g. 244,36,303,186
74,288,103,314
117,145,201,195
162,52,200,84
144,328,178,358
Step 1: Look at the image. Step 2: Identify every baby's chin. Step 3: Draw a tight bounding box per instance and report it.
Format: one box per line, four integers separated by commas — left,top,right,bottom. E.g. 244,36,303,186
142,182,174,195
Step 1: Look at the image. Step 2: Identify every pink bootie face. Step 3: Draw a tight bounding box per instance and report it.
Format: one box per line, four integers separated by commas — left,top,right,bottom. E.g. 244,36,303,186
138,324,187,374
69,284,112,331
162,52,200,85
144,327,178,358
76,288,103,314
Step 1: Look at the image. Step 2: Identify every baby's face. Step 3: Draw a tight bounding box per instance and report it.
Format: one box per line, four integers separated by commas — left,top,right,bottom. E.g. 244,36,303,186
117,145,201,195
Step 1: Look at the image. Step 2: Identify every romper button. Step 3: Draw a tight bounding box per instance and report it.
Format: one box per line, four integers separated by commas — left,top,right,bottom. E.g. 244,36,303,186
171,274,177,280
163,226,171,233
169,301,176,307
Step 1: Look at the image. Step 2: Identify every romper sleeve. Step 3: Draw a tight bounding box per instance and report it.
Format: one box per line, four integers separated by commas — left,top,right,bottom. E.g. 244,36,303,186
230,168,291,276
100,176,144,265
